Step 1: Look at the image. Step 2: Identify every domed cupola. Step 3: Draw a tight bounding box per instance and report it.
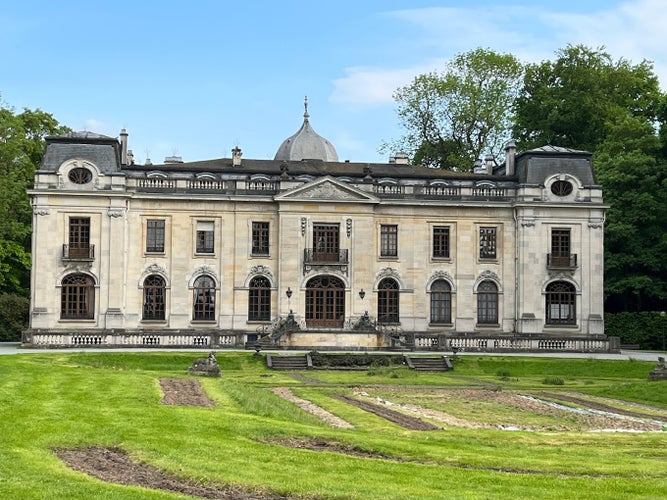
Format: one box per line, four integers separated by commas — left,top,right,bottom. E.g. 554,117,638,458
274,97,339,162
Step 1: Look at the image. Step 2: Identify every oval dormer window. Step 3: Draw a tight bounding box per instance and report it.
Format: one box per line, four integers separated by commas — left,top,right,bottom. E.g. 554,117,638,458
69,167,93,184
551,180,573,197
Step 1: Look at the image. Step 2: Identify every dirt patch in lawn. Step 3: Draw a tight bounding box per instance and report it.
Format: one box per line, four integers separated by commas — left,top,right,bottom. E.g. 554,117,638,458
270,387,354,428
159,378,215,407
332,394,440,430
55,446,304,499
265,437,393,460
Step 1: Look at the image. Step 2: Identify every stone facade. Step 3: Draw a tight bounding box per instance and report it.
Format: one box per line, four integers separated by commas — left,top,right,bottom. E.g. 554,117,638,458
24,124,609,351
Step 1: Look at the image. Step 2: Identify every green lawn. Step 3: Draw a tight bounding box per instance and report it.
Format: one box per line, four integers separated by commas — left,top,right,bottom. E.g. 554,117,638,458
0,352,665,499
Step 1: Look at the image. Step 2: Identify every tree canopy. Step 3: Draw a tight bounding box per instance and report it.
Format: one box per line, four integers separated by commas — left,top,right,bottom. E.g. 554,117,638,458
389,48,523,170
0,101,68,296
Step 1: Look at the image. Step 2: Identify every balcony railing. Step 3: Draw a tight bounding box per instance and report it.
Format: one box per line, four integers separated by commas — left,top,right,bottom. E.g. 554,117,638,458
303,248,349,265
62,244,95,260
547,253,577,269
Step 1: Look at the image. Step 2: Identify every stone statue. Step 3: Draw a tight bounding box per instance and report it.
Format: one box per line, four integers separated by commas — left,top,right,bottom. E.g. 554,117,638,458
187,351,221,377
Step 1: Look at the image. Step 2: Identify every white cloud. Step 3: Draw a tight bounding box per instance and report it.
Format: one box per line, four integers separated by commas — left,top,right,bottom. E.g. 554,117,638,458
330,0,667,109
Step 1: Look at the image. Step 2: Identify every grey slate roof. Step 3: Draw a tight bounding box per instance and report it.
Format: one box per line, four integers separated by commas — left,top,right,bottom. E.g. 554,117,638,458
39,132,121,174
515,146,596,186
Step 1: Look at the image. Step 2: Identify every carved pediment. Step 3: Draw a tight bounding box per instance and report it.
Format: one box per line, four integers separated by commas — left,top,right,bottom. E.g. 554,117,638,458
275,176,378,203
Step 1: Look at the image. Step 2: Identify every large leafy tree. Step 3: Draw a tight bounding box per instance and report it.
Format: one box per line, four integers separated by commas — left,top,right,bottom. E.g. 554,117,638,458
513,44,662,152
0,100,68,339
389,48,523,170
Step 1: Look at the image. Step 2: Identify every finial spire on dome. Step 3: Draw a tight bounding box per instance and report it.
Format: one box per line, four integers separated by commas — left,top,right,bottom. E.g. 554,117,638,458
304,96,309,120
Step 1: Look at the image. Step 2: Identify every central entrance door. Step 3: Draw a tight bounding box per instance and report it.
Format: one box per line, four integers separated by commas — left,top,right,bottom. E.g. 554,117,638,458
305,275,345,328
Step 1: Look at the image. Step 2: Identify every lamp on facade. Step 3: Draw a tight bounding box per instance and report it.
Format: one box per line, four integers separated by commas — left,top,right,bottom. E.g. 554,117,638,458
286,287,293,313
359,289,365,300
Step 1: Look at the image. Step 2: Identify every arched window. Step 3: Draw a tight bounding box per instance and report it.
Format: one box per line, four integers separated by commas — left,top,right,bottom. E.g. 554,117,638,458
193,275,215,320
61,274,94,319
546,281,576,325
377,278,399,324
143,275,166,320
305,275,345,328
248,276,271,321
477,280,498,324
430,279,451,324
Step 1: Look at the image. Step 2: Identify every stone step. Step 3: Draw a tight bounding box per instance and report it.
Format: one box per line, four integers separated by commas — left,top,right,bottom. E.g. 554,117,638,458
266,354,310,370
404,355,453,372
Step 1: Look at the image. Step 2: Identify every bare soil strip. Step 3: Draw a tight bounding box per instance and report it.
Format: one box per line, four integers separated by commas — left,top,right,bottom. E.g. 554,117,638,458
271,387,354,428
55,447,300,499
332,394,440,430
539,392,667,423
159,378,215,407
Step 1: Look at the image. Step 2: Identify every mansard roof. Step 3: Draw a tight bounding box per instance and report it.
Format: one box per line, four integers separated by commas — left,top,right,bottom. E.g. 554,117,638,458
515,145,597,186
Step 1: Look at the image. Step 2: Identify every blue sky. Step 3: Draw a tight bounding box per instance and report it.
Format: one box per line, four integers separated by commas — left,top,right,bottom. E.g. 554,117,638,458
2,0,666,164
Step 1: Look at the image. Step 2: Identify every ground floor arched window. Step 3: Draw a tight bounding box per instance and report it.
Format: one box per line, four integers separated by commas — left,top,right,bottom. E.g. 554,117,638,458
546,281,576,325
248,276,271,321
377,278,399,324
193,275,216,320
305,275,345,328
61,273,94,319
430,279,451,324
477,280,498,324
143,275,166,320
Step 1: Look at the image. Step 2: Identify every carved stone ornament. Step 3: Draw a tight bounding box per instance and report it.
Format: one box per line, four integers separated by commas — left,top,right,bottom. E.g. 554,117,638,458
478,269,499,282
377,267,400,281
301,217,307,236
194,265,216,276
520,217,536,227
346,218,352,237
107,208,125,218
250,265,273,280
33,207,50,216
298,183,363,201
146,263,167,275
588,218,604,229
431,269,454,286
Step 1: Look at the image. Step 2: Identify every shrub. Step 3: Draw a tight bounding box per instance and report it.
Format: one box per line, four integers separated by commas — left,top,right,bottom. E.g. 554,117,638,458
542,376,564,385
0,293,29,341
605,312,667,350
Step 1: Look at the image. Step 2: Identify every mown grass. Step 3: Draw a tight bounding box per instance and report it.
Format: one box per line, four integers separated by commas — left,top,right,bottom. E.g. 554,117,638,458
0,351,665,499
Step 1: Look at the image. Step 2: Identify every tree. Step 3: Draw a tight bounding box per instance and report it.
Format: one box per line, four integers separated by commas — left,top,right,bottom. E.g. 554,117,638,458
0,103,67,295
388,48,523,170
513,45,662,152
595,115,667,312
0,99,68,340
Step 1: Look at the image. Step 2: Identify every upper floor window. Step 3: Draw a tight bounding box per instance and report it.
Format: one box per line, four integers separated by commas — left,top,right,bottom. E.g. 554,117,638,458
146,219,165,253
68,167,92,184
143,275,166,320
68,217,91,258
193,275,215,320
380,225,398,257
479,226,497,260
433,226,450,259
61,273,94,320
477,280,498,325
546,281,576,325
551,180,573,197
196,221,215,254
252,222,270,255
312,224,340,261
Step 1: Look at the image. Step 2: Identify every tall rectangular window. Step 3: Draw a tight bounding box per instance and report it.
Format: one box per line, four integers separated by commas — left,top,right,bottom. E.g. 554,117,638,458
479,226,497,259
146,219,165,253
312,224,340,261
380,225,398,257
251,222,270,255
432,226,450,258
68,217,91,258
550,228,571,266
196,221,215,254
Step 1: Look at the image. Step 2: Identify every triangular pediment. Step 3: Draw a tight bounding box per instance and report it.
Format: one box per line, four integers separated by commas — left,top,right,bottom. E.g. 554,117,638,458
275,176,379,203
